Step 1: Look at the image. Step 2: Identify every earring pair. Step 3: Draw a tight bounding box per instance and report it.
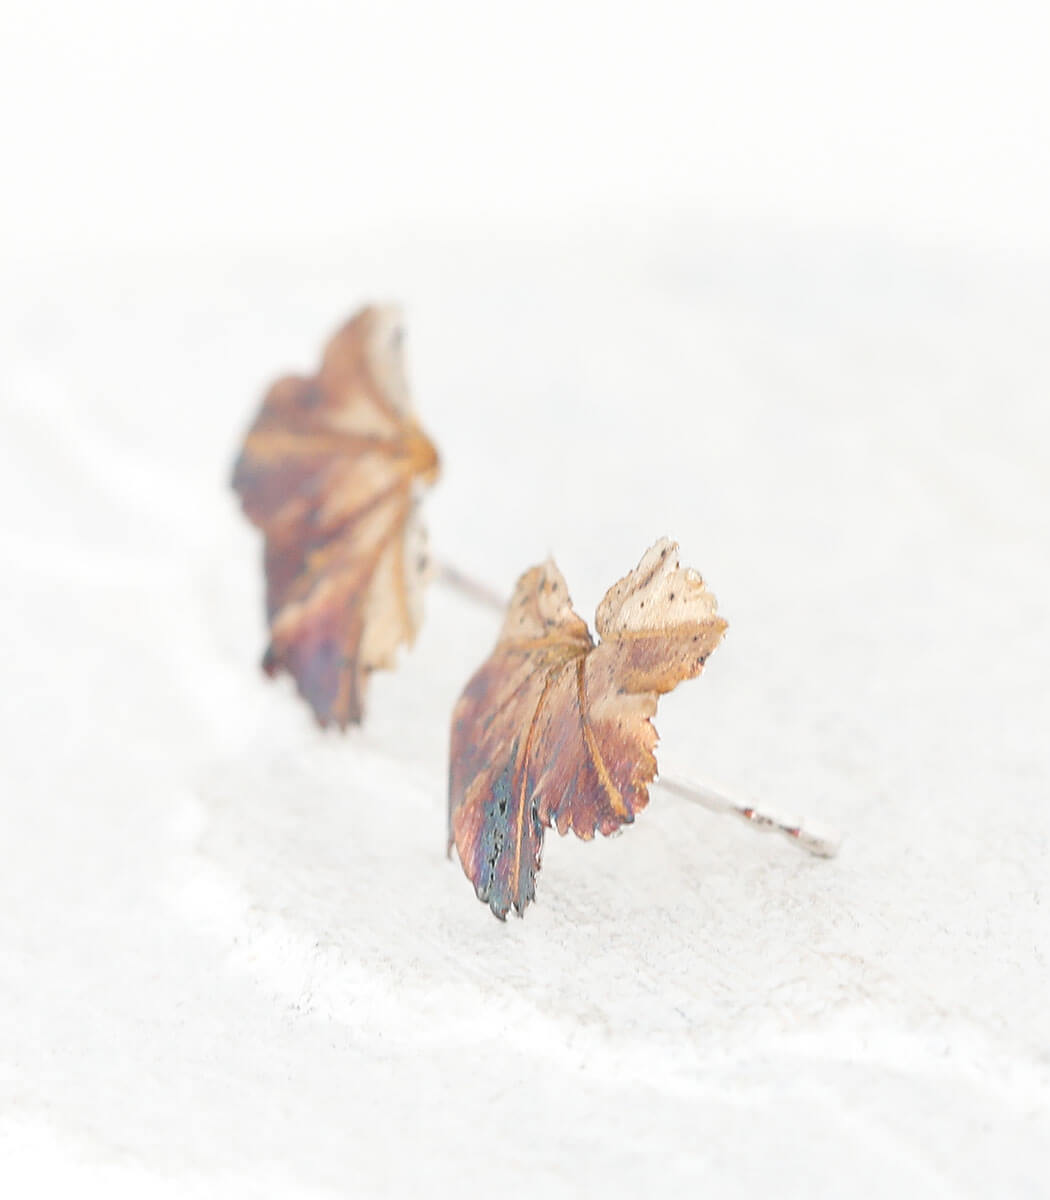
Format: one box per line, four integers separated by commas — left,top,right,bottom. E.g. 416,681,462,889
233,306,838,920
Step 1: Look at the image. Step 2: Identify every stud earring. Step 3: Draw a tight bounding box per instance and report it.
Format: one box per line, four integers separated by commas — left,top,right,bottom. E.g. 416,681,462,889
448,539,838,920
231,305,445,727
232,305,511,724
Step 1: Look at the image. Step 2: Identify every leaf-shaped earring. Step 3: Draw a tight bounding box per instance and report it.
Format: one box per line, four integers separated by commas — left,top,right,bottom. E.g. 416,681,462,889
448,539,838,919
232,305,441,727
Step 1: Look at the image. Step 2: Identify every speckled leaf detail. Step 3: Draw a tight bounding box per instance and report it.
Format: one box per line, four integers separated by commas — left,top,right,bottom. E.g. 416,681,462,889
449,539,727,919
232,306,440,727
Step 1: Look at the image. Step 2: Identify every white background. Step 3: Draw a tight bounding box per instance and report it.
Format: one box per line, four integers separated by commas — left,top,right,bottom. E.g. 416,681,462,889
2,3,1049,1197
3,0,1050,255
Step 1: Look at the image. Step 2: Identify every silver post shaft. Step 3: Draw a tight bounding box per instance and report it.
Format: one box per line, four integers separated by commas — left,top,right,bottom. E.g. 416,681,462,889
656,774,840,858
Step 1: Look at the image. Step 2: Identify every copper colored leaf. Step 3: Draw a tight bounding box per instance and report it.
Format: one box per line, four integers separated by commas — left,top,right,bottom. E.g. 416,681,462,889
449,538,727,919
232,306,440,727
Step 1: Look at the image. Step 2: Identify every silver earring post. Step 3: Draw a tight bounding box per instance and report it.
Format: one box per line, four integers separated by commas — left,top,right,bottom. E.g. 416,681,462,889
654,774,840,858
433,559,507,612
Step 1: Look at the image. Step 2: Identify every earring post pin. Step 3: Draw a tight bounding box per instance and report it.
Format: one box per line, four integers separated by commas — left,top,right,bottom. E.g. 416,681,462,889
655,774,840,859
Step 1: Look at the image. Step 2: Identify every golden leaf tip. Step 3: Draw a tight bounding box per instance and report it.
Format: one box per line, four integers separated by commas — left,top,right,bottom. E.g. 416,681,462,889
595,537,722,638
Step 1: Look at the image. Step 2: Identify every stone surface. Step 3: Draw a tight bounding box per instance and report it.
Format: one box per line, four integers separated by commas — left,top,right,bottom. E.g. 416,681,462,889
1,230,1048,1196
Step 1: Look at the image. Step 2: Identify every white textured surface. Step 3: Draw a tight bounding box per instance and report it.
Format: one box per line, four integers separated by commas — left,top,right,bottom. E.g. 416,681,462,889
2,232,1049,1197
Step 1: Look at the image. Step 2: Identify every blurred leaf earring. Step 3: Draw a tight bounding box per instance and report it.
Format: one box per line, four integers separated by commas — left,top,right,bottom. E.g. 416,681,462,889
231,305,444,727
448,539,839,920
231,304,510,724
